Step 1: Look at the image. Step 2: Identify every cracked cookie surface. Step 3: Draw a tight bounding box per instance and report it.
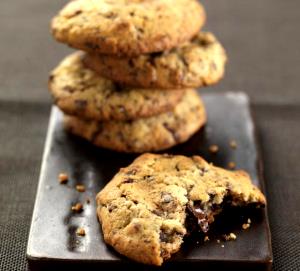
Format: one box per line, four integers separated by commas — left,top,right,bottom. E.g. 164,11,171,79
49,52,185,121
84,32,227,89
96,153,266,265
63,89,206,153
51,0,206,56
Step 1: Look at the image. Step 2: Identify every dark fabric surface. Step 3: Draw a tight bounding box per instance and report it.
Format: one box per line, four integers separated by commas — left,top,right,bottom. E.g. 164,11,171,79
0,0,299,270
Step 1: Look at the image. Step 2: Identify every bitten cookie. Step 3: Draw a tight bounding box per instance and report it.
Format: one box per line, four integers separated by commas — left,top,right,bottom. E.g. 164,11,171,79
51,0,206,56
96,153,266,265
84,32,227,89
49,52,185,121
64,89,206,153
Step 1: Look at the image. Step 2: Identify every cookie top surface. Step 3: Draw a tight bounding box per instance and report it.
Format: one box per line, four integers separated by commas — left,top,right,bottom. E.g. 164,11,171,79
51,0,206,56
96,153,266,265
49,52,185,121
84,32,227,89
64,89,206,153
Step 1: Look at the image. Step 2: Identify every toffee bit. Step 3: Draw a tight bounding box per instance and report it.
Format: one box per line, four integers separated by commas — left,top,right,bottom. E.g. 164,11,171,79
209,144,219,154
71,203,83,212
229,140,237,149
76,184,86,192
76,227,86,236
58,173,68,184
204,236,210,242
228,161,236,169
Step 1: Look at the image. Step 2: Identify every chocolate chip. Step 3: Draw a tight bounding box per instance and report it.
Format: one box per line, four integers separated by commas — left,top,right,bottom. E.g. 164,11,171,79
63,86,75,93
160,231,172,243
108,205,117,212
163,123,180,142
128,59,135,68
113,83,123,92
75,100,87,110
143,175,155,181
123,178,134,184
103,11,117,19
73,10,82,16
161,193,173,203
84,42,100,50
152,209,163,216
187,203,209,233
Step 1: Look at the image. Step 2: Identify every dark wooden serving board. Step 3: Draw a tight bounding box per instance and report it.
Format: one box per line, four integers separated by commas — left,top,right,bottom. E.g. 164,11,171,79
27,92,272,271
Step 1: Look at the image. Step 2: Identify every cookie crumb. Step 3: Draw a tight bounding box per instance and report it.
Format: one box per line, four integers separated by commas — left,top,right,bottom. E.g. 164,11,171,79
71,203,83,212
223,233,237,241
242,223,250,230
86,198,91,204
76,184,86,192
228,161,236,169
76,227,86,236
229,140,237,149
58,173,68,184
209,144,219,154
204,236,210,242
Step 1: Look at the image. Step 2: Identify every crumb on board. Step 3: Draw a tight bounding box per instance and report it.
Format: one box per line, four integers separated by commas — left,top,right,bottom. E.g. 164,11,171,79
209,144,219,154
76,227,86,236
58,173,68,184
204,236,210,242
223,233,237,241
242,223,251,230
228,161,236,169
76,184,86,192
71,203,83,212
229,140,237,149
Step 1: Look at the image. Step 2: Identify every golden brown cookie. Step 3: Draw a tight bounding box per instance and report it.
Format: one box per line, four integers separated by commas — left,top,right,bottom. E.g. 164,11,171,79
96,153,266,265
84,32,227,89
49,52,185,121
64,89,206,153
51,0,206,57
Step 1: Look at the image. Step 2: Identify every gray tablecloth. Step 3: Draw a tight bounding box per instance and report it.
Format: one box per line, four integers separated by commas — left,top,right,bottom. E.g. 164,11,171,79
0,1,299,270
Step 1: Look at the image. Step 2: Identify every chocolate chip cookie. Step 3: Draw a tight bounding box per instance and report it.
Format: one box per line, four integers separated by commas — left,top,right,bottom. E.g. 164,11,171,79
49,52,185,121
96,153,266,265
63,89,206,153
51,0,206,57
84,32,227,89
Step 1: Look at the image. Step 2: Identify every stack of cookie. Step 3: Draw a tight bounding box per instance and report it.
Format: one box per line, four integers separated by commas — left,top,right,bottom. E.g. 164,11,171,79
49,0,227,153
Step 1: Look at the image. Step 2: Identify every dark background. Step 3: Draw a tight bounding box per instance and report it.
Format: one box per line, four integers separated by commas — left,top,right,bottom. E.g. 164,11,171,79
0,1,299,270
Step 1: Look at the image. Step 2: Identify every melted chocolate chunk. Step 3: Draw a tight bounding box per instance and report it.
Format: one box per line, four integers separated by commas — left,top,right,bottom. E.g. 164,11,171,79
187,203,209,233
